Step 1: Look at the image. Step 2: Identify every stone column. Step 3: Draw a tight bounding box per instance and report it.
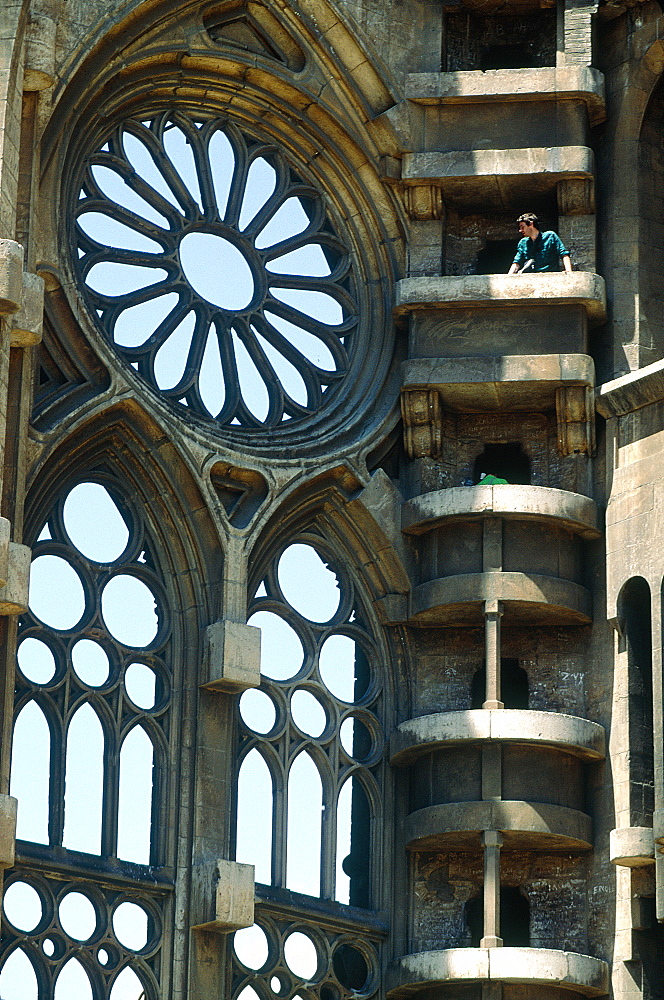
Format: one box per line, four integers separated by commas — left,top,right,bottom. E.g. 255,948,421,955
481,830,503,948
483,599,504,709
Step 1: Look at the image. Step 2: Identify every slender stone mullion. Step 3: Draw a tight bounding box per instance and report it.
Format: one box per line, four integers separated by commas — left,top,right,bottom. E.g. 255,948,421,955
483,599,504,710
481,830,503,949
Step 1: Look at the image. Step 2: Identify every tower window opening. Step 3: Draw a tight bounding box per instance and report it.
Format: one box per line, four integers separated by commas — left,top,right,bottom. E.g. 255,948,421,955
471,658,529,709
473,443,530,485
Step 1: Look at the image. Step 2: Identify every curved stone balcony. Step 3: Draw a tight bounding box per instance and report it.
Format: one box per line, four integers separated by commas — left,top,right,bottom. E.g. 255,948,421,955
404,67,605,126
386,947,609,999
390,710,606,766
402,486,601,540
395,273,606,328
404,800,592,852
402,353,595,412
411,571,591,626
401,146,594,208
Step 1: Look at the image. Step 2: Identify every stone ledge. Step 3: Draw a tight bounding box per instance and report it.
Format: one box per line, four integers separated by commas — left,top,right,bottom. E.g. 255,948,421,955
0,795,17,868
391,710,606,765
395,274,607,326
405,67,605,124
404,801,593,852
609,827,655,866
403,145,594,183
402,486,601,540
596,357,664,417
403,354,595,411
411,572,592,626
387,947,609,998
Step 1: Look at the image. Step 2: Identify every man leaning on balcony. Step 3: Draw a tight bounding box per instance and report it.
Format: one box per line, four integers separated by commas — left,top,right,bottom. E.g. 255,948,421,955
508,213,573,274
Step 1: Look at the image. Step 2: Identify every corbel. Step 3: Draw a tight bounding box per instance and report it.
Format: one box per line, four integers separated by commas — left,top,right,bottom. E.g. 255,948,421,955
556,385,595,456
401,388,442,459
557,178,595,216
404,184,445,222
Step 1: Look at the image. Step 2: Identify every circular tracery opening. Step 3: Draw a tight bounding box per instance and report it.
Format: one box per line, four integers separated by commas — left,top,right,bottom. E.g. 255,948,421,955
74,112,356,431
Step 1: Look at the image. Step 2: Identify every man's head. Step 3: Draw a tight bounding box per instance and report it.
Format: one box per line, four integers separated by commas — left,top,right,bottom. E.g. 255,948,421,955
517,212,539,237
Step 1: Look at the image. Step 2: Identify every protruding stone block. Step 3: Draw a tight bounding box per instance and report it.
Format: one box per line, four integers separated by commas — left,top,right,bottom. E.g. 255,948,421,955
23,14,57,91
0,542,31,615
0,241,24,315
609,827,655,866
0,795,17,868
202,620,261,692
10,272,44,347
192,859,255,932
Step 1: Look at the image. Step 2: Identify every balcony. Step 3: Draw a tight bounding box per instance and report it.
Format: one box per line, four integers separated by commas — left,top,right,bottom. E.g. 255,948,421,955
404,67,605,126
391,709,606,765
387,947,609,999
402,486,601,538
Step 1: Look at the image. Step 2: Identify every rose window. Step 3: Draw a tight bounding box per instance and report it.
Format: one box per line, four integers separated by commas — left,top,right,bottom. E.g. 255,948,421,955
74,112,357,429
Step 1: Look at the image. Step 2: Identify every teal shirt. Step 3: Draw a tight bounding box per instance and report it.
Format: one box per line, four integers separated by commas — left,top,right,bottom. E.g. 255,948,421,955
512,231,569,272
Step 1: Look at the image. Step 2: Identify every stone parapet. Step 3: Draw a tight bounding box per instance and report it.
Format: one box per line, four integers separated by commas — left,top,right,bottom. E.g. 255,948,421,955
411,572,592,626
404,800,593,852
402,485,601,539
387,947,609,998
391,709,606,765
405,67,605,124
396,274,607,326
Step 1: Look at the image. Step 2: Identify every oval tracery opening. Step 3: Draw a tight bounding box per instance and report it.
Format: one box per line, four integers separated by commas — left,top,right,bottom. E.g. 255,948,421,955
179,232,255,310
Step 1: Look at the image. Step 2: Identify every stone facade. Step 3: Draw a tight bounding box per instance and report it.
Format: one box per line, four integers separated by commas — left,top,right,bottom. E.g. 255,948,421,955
0,0,662,999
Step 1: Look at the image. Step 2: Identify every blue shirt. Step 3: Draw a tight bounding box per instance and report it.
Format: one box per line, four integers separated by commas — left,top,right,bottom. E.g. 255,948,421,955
512,231,569,272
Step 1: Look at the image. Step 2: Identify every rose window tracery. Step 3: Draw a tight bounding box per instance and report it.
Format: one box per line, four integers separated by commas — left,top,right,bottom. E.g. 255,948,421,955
74,112,357,429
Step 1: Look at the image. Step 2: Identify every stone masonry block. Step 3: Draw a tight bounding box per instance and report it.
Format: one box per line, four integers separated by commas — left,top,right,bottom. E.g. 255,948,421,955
192,859,255,932
23,15,57,92
203,620,261,692
0,795,17,868
0,240,24,314
0,542,31,614
10,271,44,346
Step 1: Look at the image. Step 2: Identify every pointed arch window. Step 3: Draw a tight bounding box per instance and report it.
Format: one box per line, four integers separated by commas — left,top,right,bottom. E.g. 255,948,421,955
2,474,174,1000
233,534,386,1000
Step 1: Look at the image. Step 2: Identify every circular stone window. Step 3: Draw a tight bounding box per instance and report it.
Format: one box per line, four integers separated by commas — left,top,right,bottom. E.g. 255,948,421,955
74,112,357,432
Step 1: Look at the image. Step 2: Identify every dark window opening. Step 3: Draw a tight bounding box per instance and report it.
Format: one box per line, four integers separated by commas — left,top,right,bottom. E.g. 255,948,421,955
619,576,654,823
480,44,536,70
633,899,664,1000
471,658,529,709
473,443,530,485
476,240,519,275
465,887,530,946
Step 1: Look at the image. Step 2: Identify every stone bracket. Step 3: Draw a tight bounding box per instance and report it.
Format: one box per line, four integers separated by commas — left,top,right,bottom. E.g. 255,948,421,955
202,620,261,692
24,14,57,92
11,271,44,347
0,241,24,315
557,177,595,216
556,385,595,456
609,826,655,867
0,795,17,869
0,519,31,615
192,859,255,933
401,388,442,459
404,184,445,221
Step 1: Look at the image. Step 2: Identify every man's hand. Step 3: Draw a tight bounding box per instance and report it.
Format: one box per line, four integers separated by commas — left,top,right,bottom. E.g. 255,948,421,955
562,254,573,273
